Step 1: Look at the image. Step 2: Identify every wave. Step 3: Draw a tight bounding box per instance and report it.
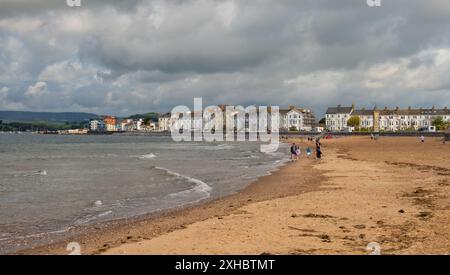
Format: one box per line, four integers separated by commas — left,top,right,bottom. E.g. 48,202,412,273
139,153,157,159
74,210,113,226
154,166,212,200
231,155,260,160
12,170,47,177
0,227,72,242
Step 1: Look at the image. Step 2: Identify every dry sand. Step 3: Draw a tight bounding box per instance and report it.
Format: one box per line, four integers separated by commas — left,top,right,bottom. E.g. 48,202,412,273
104,136,450,255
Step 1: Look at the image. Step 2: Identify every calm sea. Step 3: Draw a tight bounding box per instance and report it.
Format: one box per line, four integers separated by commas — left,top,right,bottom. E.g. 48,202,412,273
0,133,288,254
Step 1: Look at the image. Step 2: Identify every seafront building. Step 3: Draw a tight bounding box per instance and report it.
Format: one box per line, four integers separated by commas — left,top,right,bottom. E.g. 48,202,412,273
325,105,355,132
103,116,117,132
90,119,105,131
90,116,156,132
159,105,316,132
326,105,450,132
279,106,316,131
89,104,448,134
158,113,172,131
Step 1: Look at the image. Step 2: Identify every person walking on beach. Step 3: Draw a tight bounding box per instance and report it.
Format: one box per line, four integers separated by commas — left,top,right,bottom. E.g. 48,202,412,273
290,143,297,160
295,145,301,158
420,135,425,143
316,141,323,159
316,146,323,159
306,147,312,158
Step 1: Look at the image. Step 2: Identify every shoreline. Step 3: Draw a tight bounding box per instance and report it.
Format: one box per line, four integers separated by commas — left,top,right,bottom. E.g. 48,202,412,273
15,136,450,255
104,136,450,255
15,149,322,255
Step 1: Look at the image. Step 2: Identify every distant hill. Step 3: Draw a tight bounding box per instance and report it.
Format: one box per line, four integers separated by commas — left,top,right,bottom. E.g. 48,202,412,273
0,111,100,123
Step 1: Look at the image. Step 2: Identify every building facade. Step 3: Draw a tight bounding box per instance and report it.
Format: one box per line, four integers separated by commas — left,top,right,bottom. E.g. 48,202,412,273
326,105,450,132
325,105,354,131
374,107,448,132
280,106,316,131
90,119,105,132
158,113,172,131
158,106,316,133
103,116,117,132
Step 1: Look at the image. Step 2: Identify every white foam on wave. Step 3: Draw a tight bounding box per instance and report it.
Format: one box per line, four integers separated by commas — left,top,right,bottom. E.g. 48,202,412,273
139,153,157,159
74,210,113,226
2,228,72,242
154,166,212,200
14,170,48,177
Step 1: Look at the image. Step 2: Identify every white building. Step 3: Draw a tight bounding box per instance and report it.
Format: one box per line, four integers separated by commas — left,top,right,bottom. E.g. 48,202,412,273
158,113,172,131
326,105,450,132
279,106,316,131
352,109,374,129
90,120,105,131
135,119,144,131
376,107,449,131
120,119,134,131
159,106,316,133
325,105,354,131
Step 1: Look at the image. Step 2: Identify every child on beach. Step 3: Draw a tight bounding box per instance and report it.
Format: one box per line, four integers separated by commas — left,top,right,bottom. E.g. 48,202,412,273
295,146,301,158
306,147,312,158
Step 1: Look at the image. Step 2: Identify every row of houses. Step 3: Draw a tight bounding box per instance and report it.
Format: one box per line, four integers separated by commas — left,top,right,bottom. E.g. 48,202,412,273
90,104,449,133
158,105,318,132
90,116,157,132
326,105,450,132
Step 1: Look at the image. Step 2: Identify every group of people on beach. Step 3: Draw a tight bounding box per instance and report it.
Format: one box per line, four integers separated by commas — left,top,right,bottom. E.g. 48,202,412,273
290,137,323,160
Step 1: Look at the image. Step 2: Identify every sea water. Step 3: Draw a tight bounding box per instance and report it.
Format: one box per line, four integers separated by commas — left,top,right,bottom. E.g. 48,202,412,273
0,133,288,253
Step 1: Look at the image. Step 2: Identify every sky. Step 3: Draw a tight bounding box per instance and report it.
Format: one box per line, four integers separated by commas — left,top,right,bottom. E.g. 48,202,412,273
0,0,450,117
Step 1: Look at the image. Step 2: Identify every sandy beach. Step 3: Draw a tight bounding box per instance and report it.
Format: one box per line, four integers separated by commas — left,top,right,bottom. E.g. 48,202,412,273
21,136,450,255
104,136,450,255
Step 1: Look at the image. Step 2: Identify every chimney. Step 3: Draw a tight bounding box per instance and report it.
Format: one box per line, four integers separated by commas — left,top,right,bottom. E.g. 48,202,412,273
444,107,448,110
288,105,295,110
384,106,388,111
351,103,355,110
337,104,341,108
408,106,411,110
432,106,436,110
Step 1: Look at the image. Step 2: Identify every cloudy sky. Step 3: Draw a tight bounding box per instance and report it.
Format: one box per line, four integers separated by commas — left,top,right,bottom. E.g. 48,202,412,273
0,0,449,117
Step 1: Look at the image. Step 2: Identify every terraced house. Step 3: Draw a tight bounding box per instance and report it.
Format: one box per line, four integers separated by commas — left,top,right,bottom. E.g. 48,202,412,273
160,105,316,132
325,105,355,132
279,106,316,132
376,107,449,132
325,105,450,132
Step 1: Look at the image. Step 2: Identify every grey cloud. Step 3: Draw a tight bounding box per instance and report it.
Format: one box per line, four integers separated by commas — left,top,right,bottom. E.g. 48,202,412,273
0,0,144,17
0,0,450,116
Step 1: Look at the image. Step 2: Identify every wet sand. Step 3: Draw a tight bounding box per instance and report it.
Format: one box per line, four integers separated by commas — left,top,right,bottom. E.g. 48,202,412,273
104,136,450,255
